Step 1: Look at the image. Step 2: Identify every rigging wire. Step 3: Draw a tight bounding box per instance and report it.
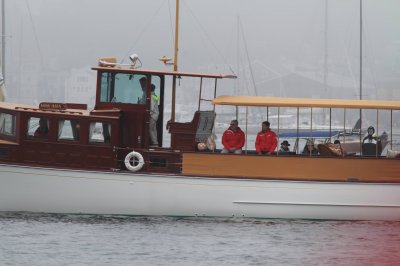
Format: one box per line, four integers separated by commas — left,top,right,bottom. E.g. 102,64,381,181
361,11,379,98
238,17,257,96
24,0,44,68
341,9,359,99
182,1,236,76
234,22,251,96
120,0,167,63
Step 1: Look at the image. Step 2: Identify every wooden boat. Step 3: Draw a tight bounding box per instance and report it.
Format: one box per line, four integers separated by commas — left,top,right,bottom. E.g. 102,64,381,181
1,0,400,221
0,63,400,220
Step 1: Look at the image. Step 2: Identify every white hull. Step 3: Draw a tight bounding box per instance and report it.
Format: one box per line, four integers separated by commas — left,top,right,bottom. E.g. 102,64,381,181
1,163,399,221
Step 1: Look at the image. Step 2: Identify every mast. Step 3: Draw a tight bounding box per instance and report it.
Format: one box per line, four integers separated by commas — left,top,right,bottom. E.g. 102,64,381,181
170,0,180,122
359,0,362,101
1,0,4,79
322,0,328,125
323,0,328,93
0,0,5,101
358,0,363,152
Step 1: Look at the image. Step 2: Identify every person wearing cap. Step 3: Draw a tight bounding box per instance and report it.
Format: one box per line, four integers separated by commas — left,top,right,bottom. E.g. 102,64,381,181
221,119,245,154
255,121,277,155
362,126,379,144
279,140,290,153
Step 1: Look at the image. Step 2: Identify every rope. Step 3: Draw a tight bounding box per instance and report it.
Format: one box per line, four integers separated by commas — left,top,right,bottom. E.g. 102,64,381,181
238,17,257,96
24,0,44,68
182,1,236,76
120,1,167,64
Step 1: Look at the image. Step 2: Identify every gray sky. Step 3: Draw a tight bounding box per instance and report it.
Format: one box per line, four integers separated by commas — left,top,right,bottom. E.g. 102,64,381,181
5,0,400,100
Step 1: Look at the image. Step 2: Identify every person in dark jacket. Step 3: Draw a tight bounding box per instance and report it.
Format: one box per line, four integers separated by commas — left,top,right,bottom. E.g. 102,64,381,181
221,120,245,154
34,118,49,138
302,140,319,155
362,126,379,144
279,140,290,152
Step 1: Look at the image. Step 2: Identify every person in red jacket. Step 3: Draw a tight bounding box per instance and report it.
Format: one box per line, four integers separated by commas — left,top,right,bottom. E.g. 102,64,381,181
255,121,277,155
221,119,245,154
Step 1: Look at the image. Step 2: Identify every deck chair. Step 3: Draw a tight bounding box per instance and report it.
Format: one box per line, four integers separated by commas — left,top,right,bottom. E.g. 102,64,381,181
362,142,382,156
168,110,215,151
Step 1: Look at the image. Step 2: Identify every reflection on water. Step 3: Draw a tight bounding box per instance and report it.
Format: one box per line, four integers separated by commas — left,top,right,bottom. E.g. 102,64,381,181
1,212,399,265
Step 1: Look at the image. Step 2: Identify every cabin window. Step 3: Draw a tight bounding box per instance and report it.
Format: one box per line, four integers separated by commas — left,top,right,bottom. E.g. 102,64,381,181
100,72,147,104
58,119,80,141
27,117,49,139
0,113,16,136
89,122,111,144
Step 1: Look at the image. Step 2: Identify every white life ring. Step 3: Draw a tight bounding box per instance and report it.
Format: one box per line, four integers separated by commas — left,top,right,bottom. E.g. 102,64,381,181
124,151,144,172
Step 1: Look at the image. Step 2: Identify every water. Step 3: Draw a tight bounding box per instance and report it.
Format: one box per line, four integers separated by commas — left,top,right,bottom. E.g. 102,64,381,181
1,213,399,266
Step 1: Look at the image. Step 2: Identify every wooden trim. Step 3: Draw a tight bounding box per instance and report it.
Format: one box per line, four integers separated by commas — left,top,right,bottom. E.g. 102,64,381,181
212,96,400,110
92,67,233,79
182,153,400,183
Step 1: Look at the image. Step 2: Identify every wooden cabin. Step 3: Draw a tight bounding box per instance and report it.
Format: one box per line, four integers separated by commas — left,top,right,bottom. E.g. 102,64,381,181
0,66,226,174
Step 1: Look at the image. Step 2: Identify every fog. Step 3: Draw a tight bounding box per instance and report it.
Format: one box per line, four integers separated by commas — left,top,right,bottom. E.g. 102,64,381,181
4,0,400,106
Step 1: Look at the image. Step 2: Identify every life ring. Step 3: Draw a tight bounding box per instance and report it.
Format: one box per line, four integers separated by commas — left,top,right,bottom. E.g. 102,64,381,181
124,151,144,172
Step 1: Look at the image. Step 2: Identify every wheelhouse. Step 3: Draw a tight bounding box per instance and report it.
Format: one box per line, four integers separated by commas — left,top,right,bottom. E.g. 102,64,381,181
0,64,234,173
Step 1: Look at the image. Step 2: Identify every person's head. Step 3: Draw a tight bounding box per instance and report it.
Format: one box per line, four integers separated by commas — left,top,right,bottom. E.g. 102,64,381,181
139,77,147,90
151,84,156,92
262,121,270,132
281,140,290,149
334,140,340,144
39,118,47,128
38,118,48,133
229,120,238,131
305,140,315,150
367,126,375,136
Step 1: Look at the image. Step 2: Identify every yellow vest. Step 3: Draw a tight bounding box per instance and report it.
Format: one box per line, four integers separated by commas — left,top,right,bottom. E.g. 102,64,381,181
152,93,159,102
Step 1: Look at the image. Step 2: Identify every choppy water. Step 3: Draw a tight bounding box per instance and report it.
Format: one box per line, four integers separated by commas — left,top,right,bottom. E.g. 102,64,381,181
1,212,399,266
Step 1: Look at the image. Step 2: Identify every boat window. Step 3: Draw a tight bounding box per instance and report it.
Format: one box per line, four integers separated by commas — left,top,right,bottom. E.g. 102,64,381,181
58,119,80,141
100,72,147,104
0,113,16,137
89,122,111,144
27,117,49,139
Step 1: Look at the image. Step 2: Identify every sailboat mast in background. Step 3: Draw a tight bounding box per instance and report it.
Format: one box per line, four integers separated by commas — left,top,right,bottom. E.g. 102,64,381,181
0,0,5,101
359,0,363,101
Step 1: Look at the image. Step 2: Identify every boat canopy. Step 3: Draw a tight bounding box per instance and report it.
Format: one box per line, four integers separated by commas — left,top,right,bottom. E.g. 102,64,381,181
92,66,236,79
212,96,400,110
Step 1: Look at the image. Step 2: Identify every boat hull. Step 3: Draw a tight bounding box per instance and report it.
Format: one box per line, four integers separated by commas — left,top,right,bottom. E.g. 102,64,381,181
1,164,399,220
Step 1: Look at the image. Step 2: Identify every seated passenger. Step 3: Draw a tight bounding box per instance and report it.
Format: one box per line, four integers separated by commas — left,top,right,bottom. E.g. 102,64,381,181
221,119,245,154
279,140,290,153
34,118,49,138
302,140,319,155
255,121,277,155
363,126,380,144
